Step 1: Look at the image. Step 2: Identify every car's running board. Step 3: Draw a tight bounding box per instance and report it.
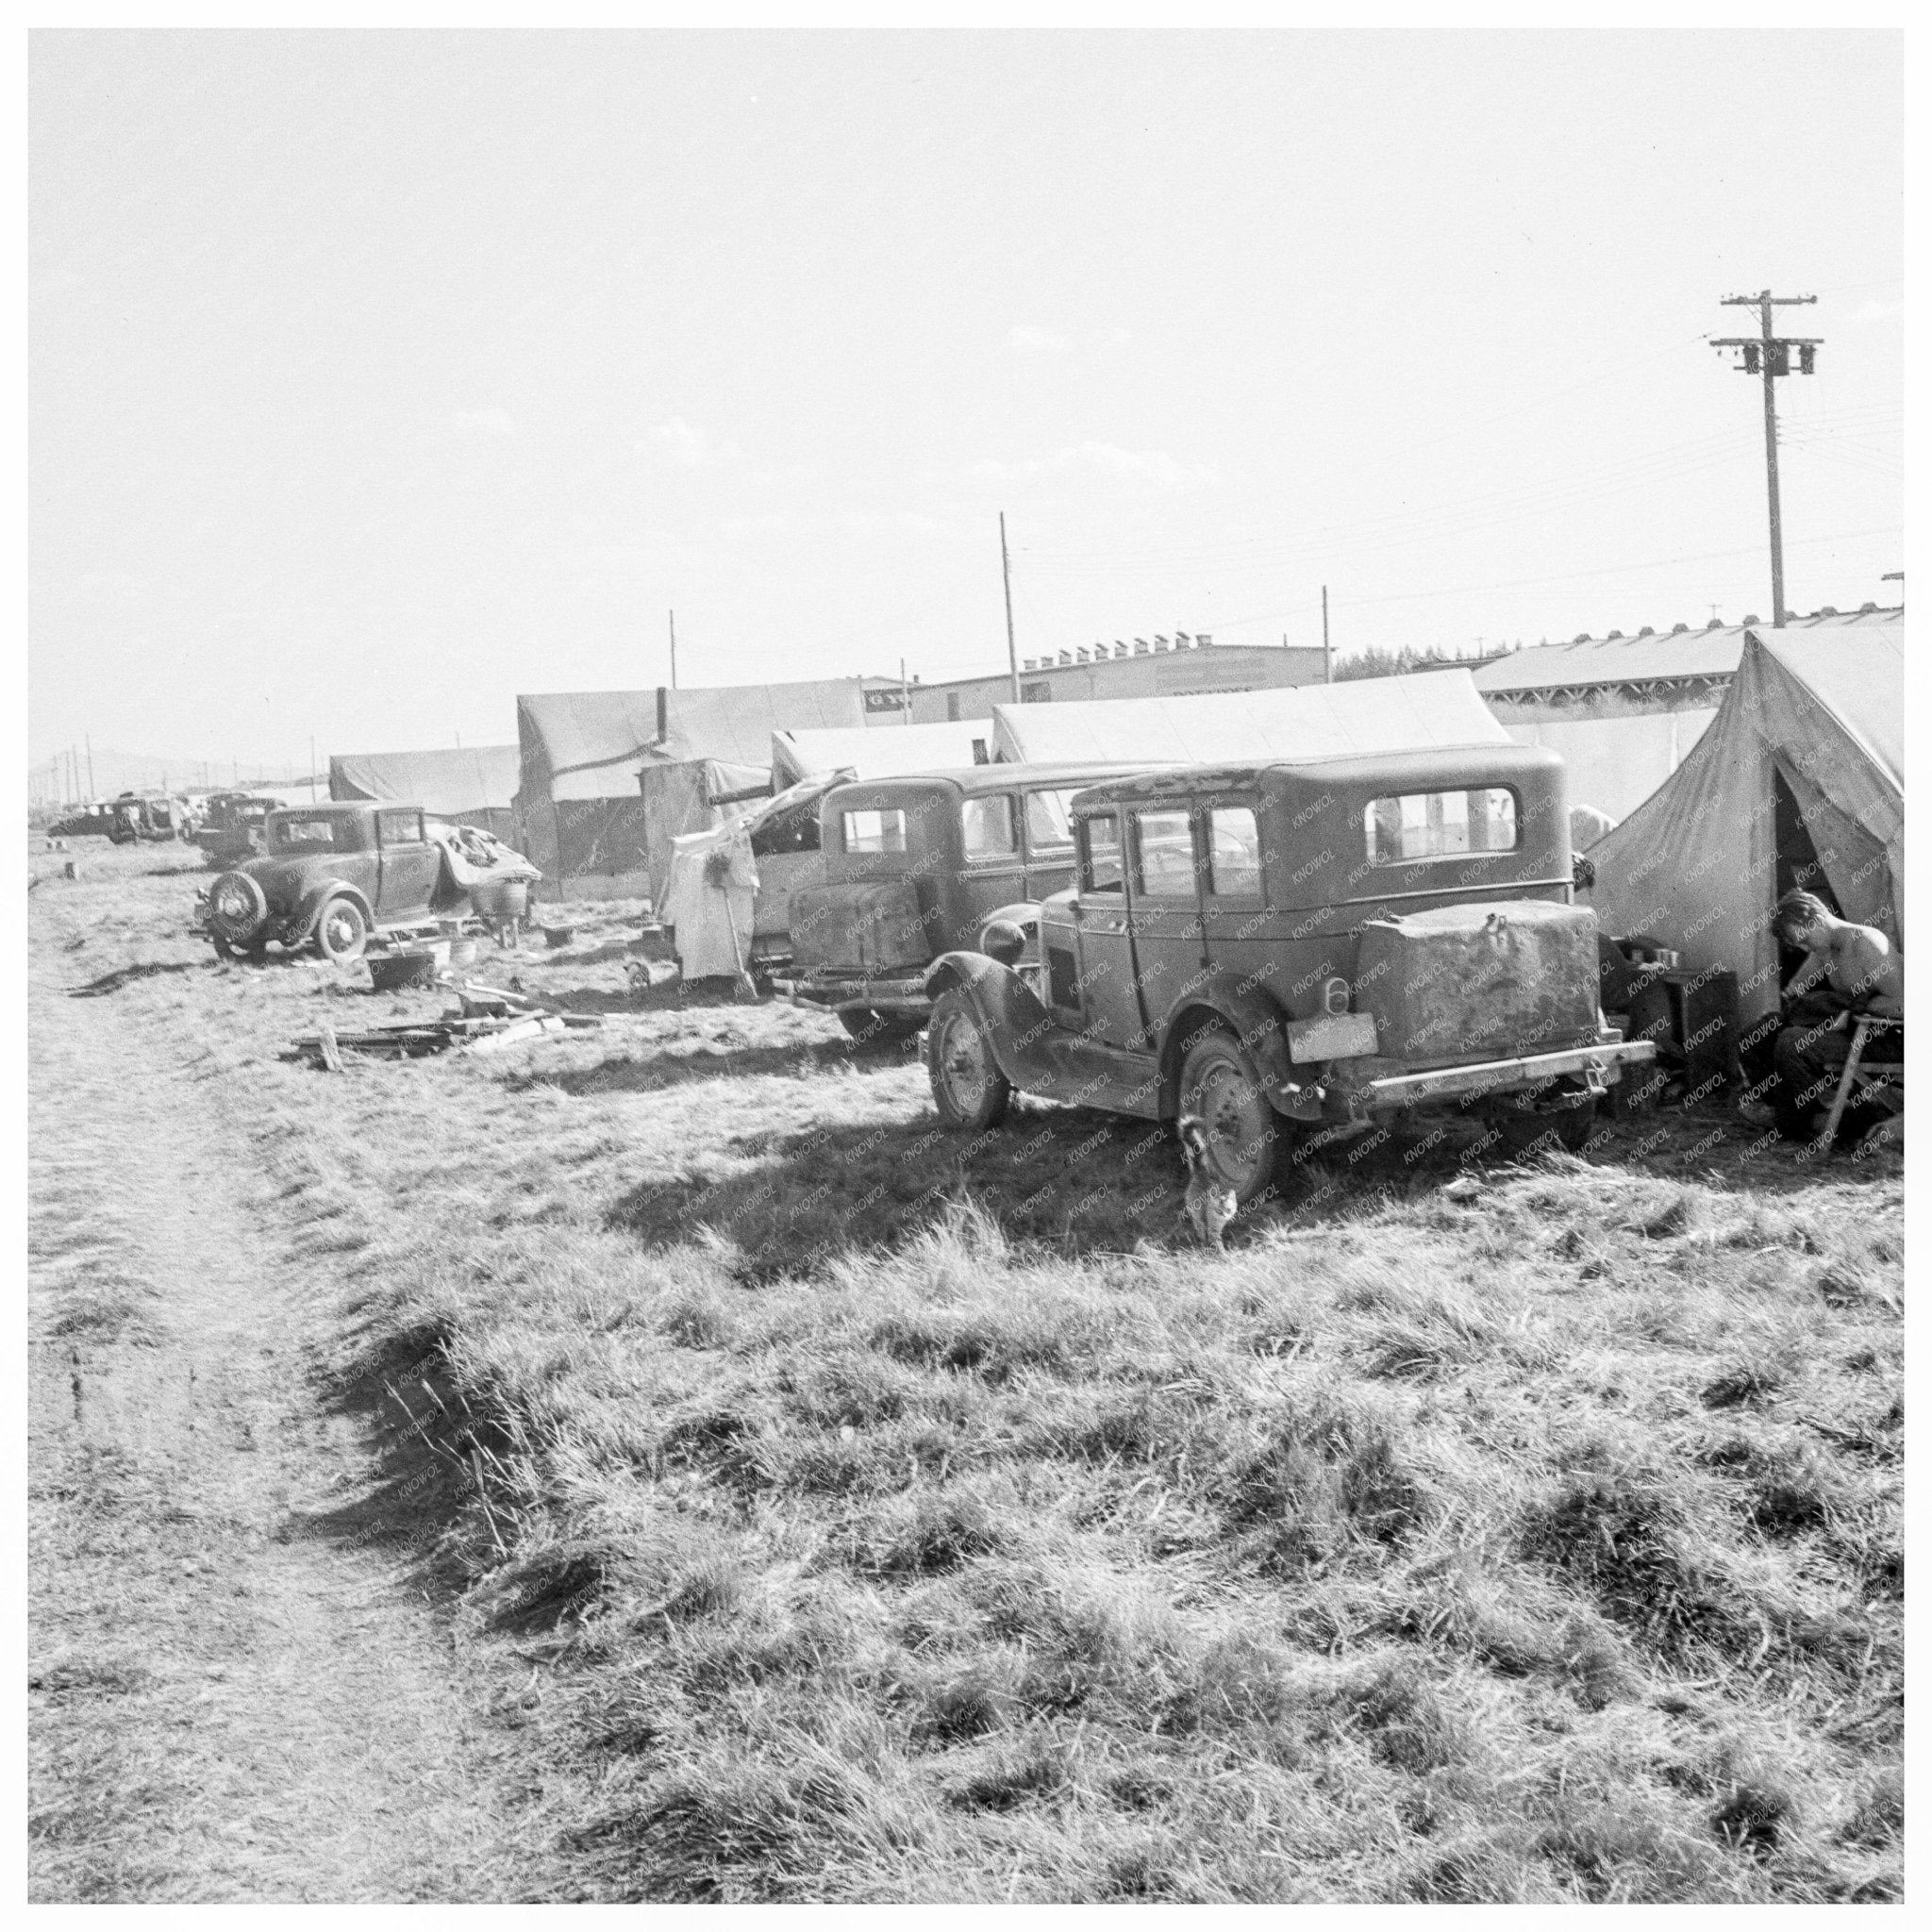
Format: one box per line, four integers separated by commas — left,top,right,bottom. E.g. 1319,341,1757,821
1001,1031,1163,1119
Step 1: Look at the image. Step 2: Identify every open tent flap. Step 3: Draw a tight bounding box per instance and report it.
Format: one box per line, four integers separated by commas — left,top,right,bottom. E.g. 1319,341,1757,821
991,668,1509,765
771,721,991,789
1587,627,1904,1024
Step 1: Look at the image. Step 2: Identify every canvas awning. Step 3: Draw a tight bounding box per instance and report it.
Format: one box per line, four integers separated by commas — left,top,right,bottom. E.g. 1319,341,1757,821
329,745,521,819
516,680,870,803
991,668,1509,766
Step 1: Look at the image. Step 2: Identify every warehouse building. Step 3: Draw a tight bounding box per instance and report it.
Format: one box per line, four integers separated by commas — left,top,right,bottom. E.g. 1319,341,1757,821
891,634,1329,724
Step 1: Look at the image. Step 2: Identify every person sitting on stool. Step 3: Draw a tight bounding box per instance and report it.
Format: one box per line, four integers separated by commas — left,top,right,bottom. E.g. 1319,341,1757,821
1762,890,1902,1142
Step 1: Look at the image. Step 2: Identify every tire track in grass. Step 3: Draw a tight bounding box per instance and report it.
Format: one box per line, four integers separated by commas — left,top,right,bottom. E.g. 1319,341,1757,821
28,929,570,1902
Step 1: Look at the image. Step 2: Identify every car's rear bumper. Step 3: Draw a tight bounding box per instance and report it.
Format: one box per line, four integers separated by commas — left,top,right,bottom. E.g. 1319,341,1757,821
771,973,932,1014
1291,1039,1657,1120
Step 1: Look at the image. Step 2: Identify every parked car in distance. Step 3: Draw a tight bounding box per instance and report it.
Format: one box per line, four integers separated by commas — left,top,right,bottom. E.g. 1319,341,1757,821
773,762,1161,1042
200,801,483,962
108,791,193,843
194,791,290,868
921,743,1657,1204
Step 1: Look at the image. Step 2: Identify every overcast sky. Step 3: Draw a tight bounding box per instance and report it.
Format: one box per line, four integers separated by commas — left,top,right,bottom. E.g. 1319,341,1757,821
30,29,1902,771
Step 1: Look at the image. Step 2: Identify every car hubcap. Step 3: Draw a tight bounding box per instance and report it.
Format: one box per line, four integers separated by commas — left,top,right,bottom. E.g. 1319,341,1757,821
325,912,357,952
1199,1065,1267,1191
938,1014,986,1109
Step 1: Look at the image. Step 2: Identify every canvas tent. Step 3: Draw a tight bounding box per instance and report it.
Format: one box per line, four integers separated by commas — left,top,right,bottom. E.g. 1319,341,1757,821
514,680,868,903
990,667,1511,766
1588,626,1903,1028
328,745,522,840
770,720,991,790
1499,710,1717,823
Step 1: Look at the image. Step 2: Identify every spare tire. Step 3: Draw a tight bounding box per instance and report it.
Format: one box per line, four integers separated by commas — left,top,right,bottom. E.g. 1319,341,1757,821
207,871,268,943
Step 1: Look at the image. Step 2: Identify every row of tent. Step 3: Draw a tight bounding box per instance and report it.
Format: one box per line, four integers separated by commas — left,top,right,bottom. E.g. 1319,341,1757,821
324,623,1902,1023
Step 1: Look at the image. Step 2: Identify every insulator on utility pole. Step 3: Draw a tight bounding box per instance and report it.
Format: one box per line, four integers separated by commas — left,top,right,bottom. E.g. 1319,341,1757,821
1711,289,1821,627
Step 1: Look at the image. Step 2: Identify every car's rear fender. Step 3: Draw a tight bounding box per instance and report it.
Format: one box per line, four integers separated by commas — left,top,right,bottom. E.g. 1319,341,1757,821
1157,971,1311,1122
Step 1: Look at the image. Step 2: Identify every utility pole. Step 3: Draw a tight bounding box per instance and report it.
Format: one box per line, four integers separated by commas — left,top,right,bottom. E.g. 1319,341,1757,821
667,609,678,690
85,735,95,796
1712,290,1820,627
1322,586,1332,684
899,658,911,725
999,512,1020,705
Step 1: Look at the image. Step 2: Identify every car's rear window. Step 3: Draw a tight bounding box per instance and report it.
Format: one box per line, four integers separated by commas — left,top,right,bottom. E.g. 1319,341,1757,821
961,794,1018,861
273,815,354,852
1364,788,1519,862
842,808,908,855
1023,788,1080,854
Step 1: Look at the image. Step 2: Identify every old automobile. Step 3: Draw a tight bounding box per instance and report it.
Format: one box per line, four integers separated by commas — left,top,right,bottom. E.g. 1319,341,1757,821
108,791,192,843
199,801,536,963
772,762,1155,1042
921,743,1656,1203
193,791,289,868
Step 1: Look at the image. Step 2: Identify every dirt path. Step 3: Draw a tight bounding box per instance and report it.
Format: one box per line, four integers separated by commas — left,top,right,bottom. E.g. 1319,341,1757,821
28,941,563,1901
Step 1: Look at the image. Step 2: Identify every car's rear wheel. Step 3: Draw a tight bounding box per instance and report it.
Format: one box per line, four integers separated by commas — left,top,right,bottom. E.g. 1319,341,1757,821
1178,1029,1292,1207
926,989,1011,1130
314,896,370,964
839,1007,925,1050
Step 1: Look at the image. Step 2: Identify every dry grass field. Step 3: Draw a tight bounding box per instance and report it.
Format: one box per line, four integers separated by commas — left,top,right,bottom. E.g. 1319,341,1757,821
28,837,1903,1903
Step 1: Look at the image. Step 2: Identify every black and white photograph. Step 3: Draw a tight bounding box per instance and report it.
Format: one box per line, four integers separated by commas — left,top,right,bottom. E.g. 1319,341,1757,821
25,24,1905,1906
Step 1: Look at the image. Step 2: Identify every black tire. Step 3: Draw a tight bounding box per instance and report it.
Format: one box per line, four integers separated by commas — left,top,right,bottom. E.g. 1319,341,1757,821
207,871,268,945
313,896,370,964
1177,1028,1293,1208
925,989,1011,1130
209,935,265,964
839,1008,925,1050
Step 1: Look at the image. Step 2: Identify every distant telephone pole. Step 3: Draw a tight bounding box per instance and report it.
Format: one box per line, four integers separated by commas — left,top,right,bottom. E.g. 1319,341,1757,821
999,512,1020,704
668,609,678,690
85,735,95,796
1712,290,1820,627
1322,586,1332,683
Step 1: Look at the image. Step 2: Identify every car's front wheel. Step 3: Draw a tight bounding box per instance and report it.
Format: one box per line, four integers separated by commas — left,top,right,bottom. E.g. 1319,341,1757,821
1178,1028,1292,1207
926,989,1011,1130
314,896,370,964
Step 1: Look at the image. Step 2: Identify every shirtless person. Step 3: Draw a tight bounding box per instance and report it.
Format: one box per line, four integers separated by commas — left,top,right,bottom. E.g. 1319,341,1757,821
1762,890,1903,1141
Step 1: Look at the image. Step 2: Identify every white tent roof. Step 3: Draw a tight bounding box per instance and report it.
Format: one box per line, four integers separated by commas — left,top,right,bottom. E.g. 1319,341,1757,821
991,668,1509,766
770,720,992,789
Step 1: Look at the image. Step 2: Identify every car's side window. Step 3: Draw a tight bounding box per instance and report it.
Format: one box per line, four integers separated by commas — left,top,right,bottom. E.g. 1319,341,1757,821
960,794,1018,862
1077,813,1124,892
1207,806,1262,900
378,808,425,846
1131,808,1198,898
